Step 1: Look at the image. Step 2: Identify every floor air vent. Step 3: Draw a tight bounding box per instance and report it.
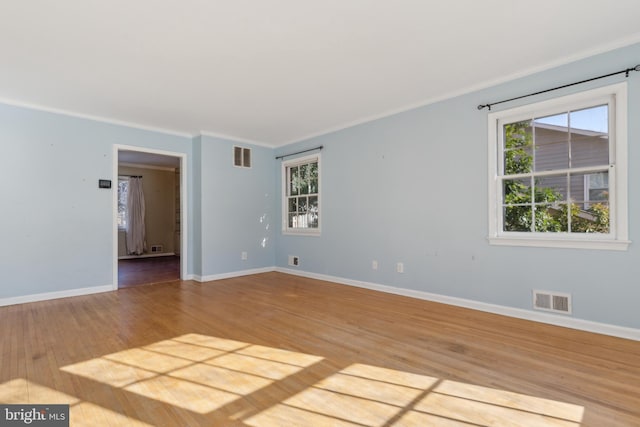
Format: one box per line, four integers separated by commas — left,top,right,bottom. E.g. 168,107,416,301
533,290,572,314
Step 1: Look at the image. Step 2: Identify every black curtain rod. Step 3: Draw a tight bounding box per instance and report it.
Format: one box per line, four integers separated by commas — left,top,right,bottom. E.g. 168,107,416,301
275,145,323,160
477,64,640,111
120,174,142,178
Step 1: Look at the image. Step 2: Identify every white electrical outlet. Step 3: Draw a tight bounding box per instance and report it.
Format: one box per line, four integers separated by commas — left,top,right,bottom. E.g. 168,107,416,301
372,260,378,270
288,255,299,266
241,251,248,260
396,262,404,273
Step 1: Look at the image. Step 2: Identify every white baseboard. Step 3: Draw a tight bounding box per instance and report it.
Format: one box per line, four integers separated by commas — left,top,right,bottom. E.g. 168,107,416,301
194,266,276,283
4,267,637,341
275,267,640,342
0,285,113,307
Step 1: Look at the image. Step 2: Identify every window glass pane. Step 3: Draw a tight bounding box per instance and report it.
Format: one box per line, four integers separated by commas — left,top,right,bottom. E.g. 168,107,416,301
569,173,586,207
288,198,297,215
534,113,569,171
288,214,297,228
571,172,609,205
307,213,318,228
535,175,566,203
308,196,318,228
503,120,533,174
588,172,609,201
308,196,318,210
299,164,309,195
570,105,609,168
289,166,299,196
534,204,566,232
503,205,532,232
568,203,610,234
298,196,308,212
568,172,609,233
572,172,609,206
503,177,532,206
309,162,318,193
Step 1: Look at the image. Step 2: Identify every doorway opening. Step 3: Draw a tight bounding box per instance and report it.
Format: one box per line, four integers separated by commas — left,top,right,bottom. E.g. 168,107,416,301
113,146,188,289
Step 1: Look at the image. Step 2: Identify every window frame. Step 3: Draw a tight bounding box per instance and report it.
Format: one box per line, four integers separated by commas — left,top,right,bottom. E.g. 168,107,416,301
487,82,629,250
281,153,321,236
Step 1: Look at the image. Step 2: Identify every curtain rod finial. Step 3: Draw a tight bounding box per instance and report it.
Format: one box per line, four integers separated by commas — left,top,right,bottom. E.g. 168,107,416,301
477,104,491,111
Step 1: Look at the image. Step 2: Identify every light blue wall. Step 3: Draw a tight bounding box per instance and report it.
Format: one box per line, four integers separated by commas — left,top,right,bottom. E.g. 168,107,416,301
2,42,639,330
0,105,192,298
0,104,275,299
196,135,276,277
275,42,640,329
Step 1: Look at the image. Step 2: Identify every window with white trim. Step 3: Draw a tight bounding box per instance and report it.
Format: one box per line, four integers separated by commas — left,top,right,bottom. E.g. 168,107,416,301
488,83,629,250
282,154,320,234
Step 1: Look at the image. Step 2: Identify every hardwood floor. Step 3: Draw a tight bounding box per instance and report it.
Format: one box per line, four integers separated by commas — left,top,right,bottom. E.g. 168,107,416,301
118,256,180,288
1,272,639,426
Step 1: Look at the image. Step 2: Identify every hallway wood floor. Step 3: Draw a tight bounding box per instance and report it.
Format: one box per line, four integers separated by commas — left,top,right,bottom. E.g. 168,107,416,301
118,256,180,288
1,272,638,426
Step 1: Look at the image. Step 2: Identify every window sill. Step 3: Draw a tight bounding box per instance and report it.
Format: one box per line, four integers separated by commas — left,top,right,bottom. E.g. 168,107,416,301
488,236,630,251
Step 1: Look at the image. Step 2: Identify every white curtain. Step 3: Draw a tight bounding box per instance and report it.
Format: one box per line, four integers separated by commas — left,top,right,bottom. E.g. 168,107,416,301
126,177,146,255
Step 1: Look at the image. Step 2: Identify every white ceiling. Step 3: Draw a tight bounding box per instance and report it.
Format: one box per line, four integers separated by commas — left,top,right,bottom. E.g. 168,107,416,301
2,1,640,147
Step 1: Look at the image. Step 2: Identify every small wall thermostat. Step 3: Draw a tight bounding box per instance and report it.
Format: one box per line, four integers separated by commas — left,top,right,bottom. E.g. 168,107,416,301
99,179,112,189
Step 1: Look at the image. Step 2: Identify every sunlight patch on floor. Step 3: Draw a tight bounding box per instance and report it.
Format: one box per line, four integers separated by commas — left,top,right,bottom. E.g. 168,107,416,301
432,380,584,423
59,333,324,415
245,363,584,427
413,380,584,427
124,375,239,413
2,333,585,425
61,357,157,388
205,352,304,380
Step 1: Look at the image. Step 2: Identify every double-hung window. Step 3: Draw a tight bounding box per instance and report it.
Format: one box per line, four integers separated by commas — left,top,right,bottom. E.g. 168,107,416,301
282,154,320,235
488,83,629,250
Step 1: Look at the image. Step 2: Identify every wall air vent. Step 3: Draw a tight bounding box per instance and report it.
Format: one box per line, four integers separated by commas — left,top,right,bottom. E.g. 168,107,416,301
533,290,572,314
234,146,251,168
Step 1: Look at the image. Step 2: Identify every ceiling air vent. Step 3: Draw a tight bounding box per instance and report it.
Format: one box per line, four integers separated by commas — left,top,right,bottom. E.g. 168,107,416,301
234,146,251,168
533,290,572,314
